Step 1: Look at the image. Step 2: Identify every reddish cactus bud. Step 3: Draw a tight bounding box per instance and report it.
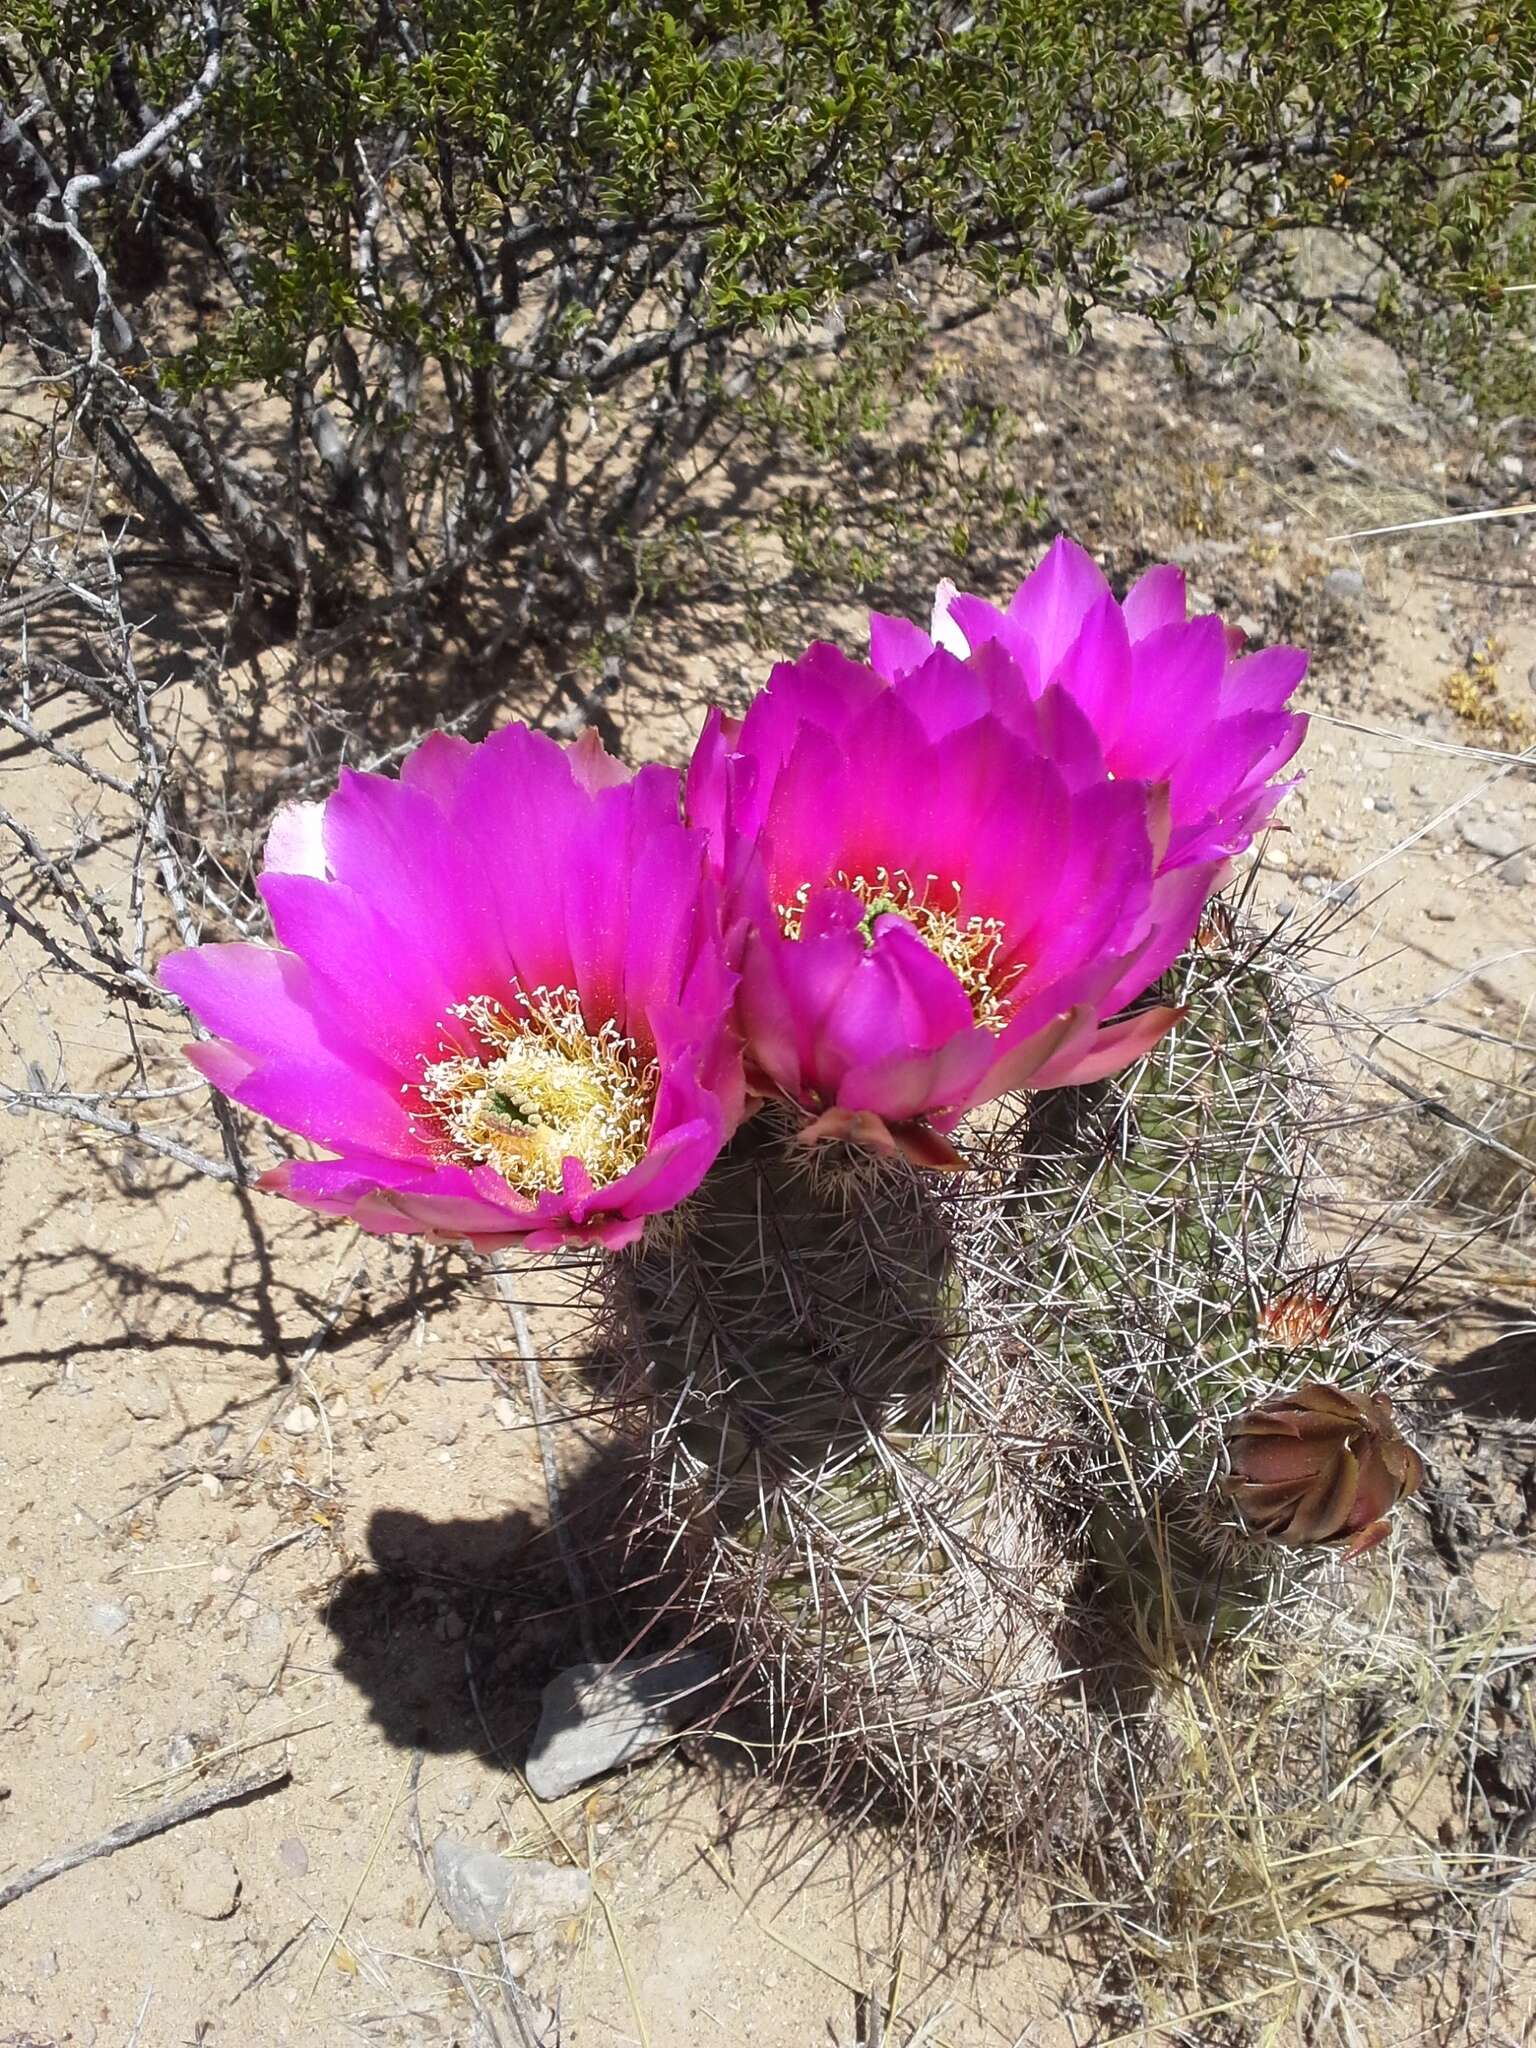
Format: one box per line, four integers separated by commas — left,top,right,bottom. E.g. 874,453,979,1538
1258,1292,1337,1349
1223,1381,1425,1559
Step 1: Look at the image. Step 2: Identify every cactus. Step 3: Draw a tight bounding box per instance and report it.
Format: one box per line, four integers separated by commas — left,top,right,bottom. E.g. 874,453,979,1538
599,917,1420,1853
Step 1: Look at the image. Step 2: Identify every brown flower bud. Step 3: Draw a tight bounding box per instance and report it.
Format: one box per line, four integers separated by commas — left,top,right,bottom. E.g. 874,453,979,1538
1223,1381,1425,1560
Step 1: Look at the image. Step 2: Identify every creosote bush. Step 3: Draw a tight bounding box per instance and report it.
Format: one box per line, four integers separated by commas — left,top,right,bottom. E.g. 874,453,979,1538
2,0,1532,655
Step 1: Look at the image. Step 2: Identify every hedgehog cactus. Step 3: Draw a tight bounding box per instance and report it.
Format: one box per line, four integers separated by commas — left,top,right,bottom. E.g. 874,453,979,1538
159,536,1423,1859
602,919,1422,1848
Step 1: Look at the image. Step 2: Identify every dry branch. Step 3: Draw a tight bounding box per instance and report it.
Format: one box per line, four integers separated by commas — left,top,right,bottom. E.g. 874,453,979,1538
0,1763,290,1912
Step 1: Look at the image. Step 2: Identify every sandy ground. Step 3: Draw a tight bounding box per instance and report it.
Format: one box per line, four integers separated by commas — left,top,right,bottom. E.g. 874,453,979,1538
2,297,1535,2046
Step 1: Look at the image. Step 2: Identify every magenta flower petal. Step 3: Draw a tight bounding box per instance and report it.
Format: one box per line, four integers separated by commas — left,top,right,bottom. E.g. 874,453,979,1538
398,729,475,805
161,944,417,1156
865,538,1308,877
1223,644,1309,716
761,720,853,907
691,537,1309,1153
265,1153,534,1239
1121,562,1187,640
1112,617,1229,780
1051,591,1133,752
869,609,935,680
162,725,744,1250
1005,536,1112,680
1095,865,1223,1015
938,588,1009,655
740,924,868,1100
1027,1001,1185,1090
264,800,328,879
186,1032,419,1160
1168,709,1306,841
818,917,977,1086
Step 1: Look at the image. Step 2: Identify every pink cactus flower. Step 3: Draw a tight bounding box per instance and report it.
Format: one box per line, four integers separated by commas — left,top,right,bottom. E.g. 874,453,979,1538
161,727,745,1250
687,617,1223,1164
868,536,1308,873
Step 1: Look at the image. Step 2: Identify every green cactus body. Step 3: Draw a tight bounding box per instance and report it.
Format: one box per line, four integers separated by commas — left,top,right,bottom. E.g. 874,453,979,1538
602,925,1413,1840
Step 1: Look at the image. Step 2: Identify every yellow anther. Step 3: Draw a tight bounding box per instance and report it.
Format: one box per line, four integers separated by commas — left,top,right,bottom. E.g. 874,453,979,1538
777,868,1020,1031
416,987,656,1195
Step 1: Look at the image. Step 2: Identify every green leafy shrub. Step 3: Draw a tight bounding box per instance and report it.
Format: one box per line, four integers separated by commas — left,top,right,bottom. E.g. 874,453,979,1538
2,0,1531,634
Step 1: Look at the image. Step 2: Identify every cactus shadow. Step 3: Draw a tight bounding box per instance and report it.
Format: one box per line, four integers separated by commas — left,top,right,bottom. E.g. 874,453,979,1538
1434,1300,1536,1423
324,1439,692,1761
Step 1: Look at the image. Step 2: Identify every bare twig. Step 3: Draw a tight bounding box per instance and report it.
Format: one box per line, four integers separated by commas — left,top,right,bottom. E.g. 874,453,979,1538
0,1763,289,1912
0,1081,244,1182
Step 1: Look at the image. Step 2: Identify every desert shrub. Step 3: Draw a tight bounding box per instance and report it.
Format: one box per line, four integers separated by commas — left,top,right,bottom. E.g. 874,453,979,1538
1,0,1532,644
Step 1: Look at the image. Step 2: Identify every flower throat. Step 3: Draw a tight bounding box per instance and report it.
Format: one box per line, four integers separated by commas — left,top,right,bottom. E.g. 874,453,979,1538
778,866,1020,1031
416,987,656,1195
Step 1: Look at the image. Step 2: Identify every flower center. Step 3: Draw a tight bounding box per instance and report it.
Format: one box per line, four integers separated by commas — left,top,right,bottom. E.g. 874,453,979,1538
415,987,657,1196
778,866,1020,1031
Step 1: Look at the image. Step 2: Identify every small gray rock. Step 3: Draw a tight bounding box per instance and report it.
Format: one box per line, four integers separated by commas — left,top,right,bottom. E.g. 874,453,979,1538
1424,901,1457,922
174,1845,241,1920
1500,852,1530,889
524,1650,720,1801
117,1375,170,1421
87,1600,131,1639
276,1835,309,1878
1323,566,1366,602
15,1647,50,1694
430,1836,591,1943
164,1731,198,1771
1460,818,1523,862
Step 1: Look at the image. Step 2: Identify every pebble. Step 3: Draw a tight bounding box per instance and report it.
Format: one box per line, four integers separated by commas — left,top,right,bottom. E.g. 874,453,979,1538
1323,566,1366,602
1460,818,1520,861
117,1376,170,1422
282,1404,319,1437
1425,901,1457,922
277,1835,309,1878
238,1609,288,1688
0,1575,23,1606
524,1649,722,1802
491,1396,518,1431
430,1836,591,1943
15,1647,51,1693
1301,876,1359,906
174,1845,242,1920
87,1601,131,1639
